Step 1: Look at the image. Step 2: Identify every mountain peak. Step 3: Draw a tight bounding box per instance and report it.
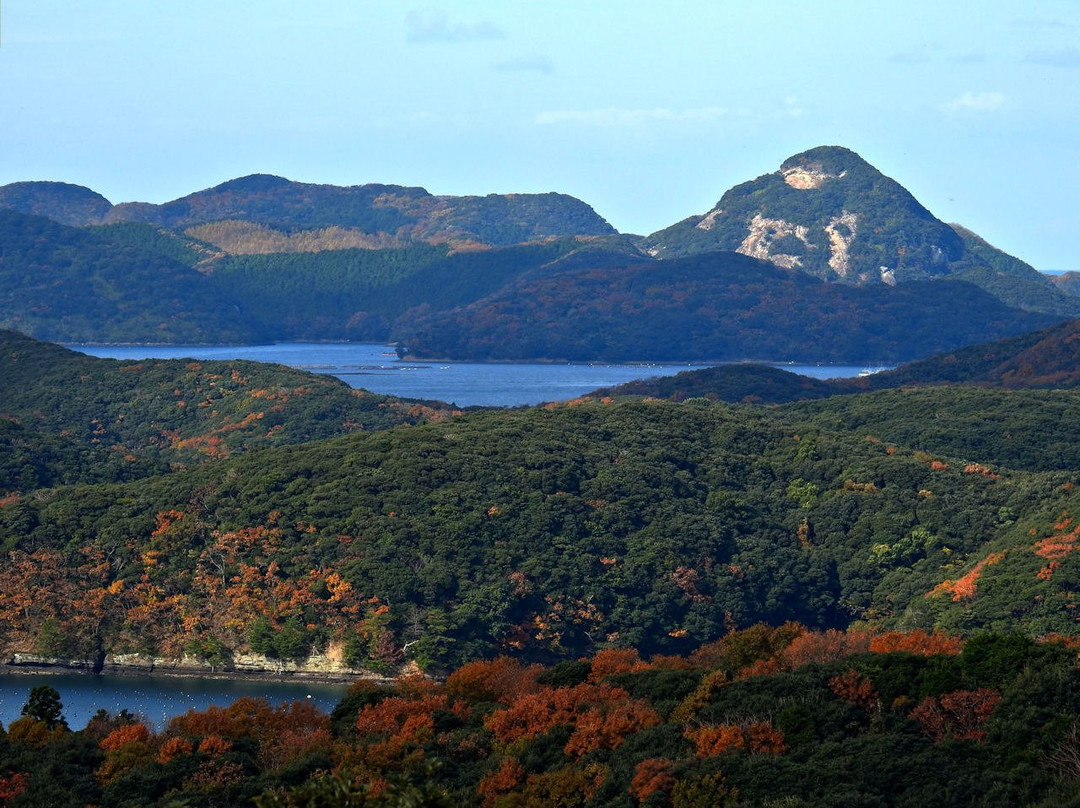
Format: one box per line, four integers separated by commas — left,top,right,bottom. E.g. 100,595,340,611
0,180,113,226
641,145,971,285
780,145,871,173
778,145,873,190
209,174,296,193
637,145,1077,318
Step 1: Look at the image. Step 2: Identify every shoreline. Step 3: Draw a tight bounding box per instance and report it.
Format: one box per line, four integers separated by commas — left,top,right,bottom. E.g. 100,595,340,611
2,655,393,687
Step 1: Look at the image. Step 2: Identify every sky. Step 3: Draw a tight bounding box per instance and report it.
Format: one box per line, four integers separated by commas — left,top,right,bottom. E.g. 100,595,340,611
1,1,1078,269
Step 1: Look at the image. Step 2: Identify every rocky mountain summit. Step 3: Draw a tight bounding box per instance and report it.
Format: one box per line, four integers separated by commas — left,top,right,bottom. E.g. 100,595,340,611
640,146,1073,314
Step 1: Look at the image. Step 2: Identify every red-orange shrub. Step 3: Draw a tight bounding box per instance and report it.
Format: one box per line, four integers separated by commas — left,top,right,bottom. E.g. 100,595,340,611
587,648,642,682
629,758,676,803
99,723,151,753
444,657,541,704
687,721,786,756
910,688,1002,742
869,630,964,656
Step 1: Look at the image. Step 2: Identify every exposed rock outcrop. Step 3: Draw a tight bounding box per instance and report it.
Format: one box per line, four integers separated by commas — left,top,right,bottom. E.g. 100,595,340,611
825,212,858,276
6,649,393,683
737,214,813,269
782,166,846,190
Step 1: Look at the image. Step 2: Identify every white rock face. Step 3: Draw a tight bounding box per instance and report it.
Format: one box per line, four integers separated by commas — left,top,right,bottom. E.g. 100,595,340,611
781,167,846,190
736,214,812,268
695,209,723,231
733,209,866,281
825,212,858,277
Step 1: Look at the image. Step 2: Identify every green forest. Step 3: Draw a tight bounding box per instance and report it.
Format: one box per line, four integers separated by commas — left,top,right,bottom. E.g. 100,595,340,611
0,329,455,490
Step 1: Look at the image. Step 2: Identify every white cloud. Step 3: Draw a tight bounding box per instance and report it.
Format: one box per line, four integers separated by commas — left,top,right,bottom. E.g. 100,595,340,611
406,10,504,43
939,91,1005,113
493,54,554,74
535,106,728,126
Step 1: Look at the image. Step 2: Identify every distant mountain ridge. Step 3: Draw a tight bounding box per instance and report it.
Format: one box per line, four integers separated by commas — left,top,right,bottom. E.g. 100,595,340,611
0,180,113,227
0,174,617,251
0,208,625,343
0,146,1075,356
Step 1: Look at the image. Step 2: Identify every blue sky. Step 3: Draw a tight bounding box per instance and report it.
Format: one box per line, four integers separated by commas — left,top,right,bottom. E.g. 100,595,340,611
2,1,1078,269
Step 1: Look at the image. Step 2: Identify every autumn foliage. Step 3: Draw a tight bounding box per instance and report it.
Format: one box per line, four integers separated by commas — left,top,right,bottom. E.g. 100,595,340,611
443,656,543,705
629,758,676,803
868,629,964,656
686,721,787,756
828,668,880,712
99,722,152,753
485,681,660,758
477,757,526,806
910,688,1003,743
929,551,1007,602
0,772,29,808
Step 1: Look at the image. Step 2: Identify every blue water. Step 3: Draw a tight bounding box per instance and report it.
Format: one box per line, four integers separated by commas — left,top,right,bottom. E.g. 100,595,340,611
0,671,347,730
72,343,872,407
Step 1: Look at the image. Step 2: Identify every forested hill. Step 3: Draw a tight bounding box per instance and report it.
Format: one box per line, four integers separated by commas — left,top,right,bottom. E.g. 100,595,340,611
0,174,616,249
854,315,1080,390
0,205,642,343
396,250,1060,362
0,180,112,226
3,387,1080,673
0,329,457,491
590,364,841,404
592,316,1080,404
0,210,261,344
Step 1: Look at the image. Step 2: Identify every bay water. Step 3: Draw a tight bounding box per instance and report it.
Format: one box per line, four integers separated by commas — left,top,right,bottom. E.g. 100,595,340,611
0,671,347,730
73,342,871,407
